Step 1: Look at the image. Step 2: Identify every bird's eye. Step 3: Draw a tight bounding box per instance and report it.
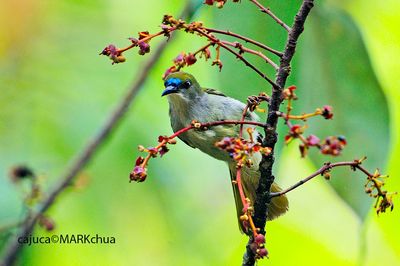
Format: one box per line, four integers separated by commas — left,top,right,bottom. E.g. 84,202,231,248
182,80,191,89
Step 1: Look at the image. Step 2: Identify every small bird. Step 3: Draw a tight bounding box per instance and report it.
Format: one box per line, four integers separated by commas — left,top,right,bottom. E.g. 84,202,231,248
162,72,288,233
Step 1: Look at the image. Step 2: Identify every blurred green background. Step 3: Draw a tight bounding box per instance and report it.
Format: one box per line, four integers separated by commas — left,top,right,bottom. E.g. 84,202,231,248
1,0,399,265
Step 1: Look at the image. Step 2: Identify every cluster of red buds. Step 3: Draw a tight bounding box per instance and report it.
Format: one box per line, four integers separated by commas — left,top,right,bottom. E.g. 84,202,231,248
281,84,339,157
284,124,306,144
249,234,269,259
130,157,148,182
284,123,347,157
99,44,126,65
300,135,346,157
103,13,271,79
364,169,396,214
102,12,279,86
129,120,269,183
160,15,230,78
298,134,320,157
129,31,152,55
100,31,158,64
215,131,270,259
215,136,271,167
163,49,211,79
320,136,347,156
204,0,240,8
174,52,197,67
320,105,334,120
130,136,177,182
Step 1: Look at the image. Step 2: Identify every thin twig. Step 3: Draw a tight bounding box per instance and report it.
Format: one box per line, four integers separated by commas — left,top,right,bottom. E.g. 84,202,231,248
192,42,213,56
0,3,200,265
219,42,278,88
193,28,279,88
269,161,395,215
249,0,291,32
269,161,364,198
221,40,279,70
243,1,315,265
204,27,283,57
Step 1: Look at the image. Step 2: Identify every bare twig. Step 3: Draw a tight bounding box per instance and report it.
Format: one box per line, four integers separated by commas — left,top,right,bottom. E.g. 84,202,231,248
203,27,283,57
243,1,315,265
269,161,367,198
219,42,278,88
0,3,200,265
221,40,279,70
193,28,279,87
249,0,291,32
269,160,395,215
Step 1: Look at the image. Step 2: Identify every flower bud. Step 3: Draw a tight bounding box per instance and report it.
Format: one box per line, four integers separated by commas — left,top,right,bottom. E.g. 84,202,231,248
257,248,268,258
321,105,333,119
254,234,266,244
138,42,150,55
185,53,197,66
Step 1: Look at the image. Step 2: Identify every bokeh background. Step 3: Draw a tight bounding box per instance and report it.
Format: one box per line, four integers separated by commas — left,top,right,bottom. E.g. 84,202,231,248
1,0,399,265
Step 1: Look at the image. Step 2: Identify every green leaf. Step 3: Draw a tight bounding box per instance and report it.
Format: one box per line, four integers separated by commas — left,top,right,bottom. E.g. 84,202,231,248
294,5,390,220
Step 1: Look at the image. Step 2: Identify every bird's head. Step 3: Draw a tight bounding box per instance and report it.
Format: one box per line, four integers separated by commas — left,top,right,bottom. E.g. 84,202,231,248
162,72,203,101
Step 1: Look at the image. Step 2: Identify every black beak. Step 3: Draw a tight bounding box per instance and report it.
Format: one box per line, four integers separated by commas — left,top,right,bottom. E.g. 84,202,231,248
161,85,179,97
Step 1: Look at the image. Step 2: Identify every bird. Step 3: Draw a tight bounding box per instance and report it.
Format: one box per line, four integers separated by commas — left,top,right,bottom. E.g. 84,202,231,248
161,72,288,233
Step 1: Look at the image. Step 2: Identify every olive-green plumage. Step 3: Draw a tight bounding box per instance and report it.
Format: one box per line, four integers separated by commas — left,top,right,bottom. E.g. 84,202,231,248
162,72,288,233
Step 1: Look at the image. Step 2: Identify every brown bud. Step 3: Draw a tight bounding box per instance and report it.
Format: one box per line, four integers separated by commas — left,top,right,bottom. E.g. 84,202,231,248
240,214,249,221
323,171,331,180
116,55,126,63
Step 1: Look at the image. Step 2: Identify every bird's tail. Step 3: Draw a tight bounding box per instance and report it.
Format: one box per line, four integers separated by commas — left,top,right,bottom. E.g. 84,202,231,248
229,163,289,234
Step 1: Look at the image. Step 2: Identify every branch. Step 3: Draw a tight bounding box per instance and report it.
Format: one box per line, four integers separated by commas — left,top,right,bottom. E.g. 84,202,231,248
243,1,315,265
130,119,271,182
203,27,283,57
270,161,367,198
192,28,279,87
221,40,279,70
269,158,395,214
0,3,200,265
219,41,278,88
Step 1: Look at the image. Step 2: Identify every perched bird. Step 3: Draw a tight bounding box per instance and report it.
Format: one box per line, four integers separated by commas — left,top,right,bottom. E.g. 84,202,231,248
162,72,288,233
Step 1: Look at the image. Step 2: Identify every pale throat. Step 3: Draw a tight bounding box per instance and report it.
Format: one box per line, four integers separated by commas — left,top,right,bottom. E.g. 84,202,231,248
167,94,192,121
